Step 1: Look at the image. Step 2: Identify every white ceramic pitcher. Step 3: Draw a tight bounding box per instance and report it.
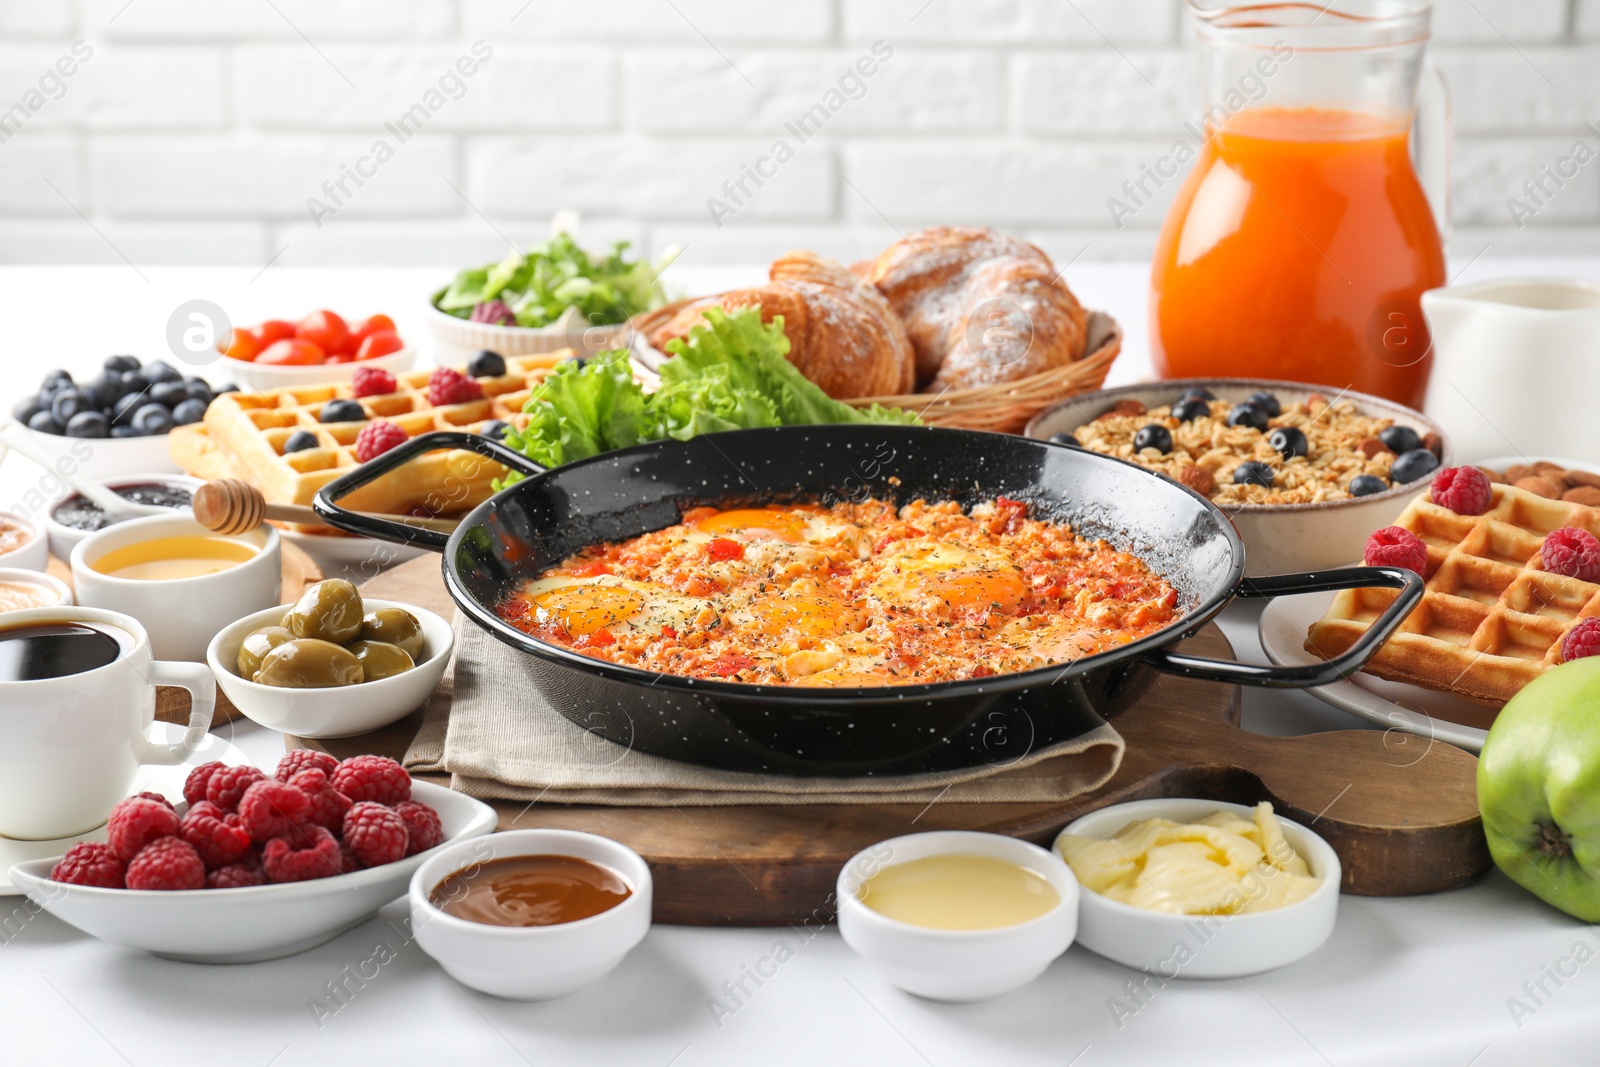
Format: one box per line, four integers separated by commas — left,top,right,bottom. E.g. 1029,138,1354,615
1421,277,1600,463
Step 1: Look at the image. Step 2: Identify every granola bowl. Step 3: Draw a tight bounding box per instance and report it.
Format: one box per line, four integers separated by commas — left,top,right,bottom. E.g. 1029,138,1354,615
1027,379,1451,576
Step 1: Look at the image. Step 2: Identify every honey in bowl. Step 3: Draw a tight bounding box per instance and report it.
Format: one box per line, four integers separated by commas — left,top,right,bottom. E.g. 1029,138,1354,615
91,535,257,581
857,853,1061,931
430,854,633,928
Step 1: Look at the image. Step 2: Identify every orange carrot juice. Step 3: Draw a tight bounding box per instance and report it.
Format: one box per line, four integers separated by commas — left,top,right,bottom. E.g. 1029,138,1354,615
1150,108,1445,408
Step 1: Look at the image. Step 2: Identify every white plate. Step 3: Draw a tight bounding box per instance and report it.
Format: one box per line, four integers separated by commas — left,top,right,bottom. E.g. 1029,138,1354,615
0,724,250,895
278,526,426,574
1259,582,1497,752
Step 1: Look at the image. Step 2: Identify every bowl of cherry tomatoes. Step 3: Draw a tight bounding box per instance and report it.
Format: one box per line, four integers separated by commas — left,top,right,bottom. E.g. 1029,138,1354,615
219,310,414,391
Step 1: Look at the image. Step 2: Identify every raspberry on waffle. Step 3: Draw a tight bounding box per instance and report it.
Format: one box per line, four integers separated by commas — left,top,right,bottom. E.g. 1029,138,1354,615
1305,484,1600,707
167,351,575,533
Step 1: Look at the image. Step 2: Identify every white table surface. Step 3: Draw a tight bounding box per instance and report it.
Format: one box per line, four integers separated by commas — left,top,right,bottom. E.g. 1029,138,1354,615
3,258,1599,1066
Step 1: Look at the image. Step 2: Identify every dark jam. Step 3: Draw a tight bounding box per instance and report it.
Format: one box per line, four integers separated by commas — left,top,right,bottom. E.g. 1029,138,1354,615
0,623,121,681
429,854,632,927
52,483,193,533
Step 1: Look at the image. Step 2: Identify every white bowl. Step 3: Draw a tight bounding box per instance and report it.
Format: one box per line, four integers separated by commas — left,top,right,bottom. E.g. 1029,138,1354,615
410,829,652,1000
836,831,1079,1002
5,420,182,479
1027,378,1452,577
0,510,48,571
223,345,415,393
8,780,496,963
0,567,72,611
1054,799,1340,979
72,514,281,662
44,472,204,564
427,303,631,366
208,598,453,738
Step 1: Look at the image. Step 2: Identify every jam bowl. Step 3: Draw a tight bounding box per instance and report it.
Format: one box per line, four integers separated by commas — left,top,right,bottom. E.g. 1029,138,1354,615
45,473,203,563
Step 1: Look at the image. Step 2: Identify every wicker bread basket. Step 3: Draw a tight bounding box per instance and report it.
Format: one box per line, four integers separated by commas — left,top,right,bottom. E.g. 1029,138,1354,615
630,299,1121,435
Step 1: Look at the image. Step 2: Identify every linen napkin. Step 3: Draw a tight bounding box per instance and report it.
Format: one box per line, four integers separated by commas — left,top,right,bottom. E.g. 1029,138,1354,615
404,615,1123,806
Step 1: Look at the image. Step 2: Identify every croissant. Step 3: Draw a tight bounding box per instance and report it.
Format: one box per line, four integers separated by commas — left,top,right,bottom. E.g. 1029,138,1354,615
646,250,916,398
853,226,1089,392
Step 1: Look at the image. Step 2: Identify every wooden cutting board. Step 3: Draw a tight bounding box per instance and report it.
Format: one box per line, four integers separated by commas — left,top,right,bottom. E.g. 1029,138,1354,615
295,554,1490,925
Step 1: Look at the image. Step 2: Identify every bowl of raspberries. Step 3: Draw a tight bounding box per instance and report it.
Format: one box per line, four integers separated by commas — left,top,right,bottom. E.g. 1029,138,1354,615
8,752,495,964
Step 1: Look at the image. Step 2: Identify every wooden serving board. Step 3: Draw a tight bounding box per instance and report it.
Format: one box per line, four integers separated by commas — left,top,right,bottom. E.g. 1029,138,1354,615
47,539,323,726
296,554,1490,925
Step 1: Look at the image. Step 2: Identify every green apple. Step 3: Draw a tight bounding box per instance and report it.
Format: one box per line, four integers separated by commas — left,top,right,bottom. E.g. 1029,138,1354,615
1479,656,1600,920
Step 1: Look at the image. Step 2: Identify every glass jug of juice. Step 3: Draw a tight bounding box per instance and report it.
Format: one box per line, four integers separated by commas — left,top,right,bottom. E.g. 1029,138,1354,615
1151,2,1449,408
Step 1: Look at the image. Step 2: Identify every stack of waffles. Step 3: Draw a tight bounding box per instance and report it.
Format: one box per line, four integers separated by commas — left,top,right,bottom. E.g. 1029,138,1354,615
167,353,571,533
1305,484,1600,706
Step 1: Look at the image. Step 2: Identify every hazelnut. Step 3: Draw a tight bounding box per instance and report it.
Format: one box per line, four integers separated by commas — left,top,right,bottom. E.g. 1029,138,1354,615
1514,475,1565,499
1422,432,1444,458
1178,465,1214,496
1112,399,1147,416
1358,437,1389,459
1563,486,1600,507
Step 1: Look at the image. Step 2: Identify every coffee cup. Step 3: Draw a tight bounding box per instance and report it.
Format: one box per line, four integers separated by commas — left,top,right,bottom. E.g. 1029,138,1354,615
0,606,215,840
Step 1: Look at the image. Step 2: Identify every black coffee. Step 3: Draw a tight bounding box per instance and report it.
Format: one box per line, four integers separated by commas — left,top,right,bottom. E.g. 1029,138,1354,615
0,624,121,682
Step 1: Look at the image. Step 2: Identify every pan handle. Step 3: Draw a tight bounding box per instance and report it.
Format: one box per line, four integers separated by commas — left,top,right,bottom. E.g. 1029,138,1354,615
311,431,546,552
1141,566,1424,688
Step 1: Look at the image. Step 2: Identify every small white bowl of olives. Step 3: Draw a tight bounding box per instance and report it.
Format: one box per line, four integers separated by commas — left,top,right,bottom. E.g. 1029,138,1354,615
205,579,454,738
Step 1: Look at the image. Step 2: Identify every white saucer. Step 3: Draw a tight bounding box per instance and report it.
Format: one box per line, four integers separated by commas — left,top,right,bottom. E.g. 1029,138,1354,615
1258,583,1496,752
0,724,252,896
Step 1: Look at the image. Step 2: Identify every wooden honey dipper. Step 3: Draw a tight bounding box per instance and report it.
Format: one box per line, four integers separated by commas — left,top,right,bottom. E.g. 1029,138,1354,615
193,479,459,537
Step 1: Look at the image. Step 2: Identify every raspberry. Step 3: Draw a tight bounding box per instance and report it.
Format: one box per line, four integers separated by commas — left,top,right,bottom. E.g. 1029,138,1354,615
355,419,408,463
427,366,483,407
1431,466,1493,515
342,802,409,868
332,755,411,806
1561,618,1600,662
207,862,267,889
50,842,126,888
133,791,174,810
180,804,252,869
107,796,181,861
206,765,266,813
1364,525,1429,576
393,800,443,856
183,761,227,807
290,768,352,831
351,365,398,398
336,843,362,874
237,779,311,841
125,837,205,891
276,749,338,782
1542,527,1600,583
262,825,343,883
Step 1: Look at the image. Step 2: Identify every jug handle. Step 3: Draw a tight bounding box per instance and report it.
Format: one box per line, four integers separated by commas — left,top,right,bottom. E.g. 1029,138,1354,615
1414,57,1452,245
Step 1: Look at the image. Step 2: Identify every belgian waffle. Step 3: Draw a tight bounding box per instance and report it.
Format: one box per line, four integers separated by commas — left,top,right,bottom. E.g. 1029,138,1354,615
1305,484,1600,707
167,353,571,532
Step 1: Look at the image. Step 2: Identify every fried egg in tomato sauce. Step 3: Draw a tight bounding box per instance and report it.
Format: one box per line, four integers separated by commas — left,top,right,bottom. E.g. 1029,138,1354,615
497,498,1180,686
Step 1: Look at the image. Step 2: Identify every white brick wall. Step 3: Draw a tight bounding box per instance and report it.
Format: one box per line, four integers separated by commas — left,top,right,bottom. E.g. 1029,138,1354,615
0,0,1595,269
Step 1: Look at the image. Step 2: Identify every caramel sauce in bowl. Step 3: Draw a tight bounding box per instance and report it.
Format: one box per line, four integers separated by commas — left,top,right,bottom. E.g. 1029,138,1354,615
409,830,652,1001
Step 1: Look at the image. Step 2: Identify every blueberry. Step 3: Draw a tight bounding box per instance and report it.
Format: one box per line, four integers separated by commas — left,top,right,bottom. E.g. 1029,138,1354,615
1349,474,1388,497
1268,426,1309,460
84,373,127,411
319,399,366,424
130,403,174,436
171,398,208,425
185,379,214,405
1133,424,1173,454
571,356,589,370
11,394,42,424
1179,387,1216,402
120,370,150,395
150,380,189,408
282,429,319,454
110,424,142,439
26,410,62,435
1047,432,1081,448
214,383,240,395
1226,403,1269,433
112,392,146,425
143,361,181,385
1233,461,1276,488
1391,448,1440,485
41,369,72,389
480,419,510,440
65,410,109,438
1171,397,1211,423
1378,425,1421,455
38,379,70,404
51,390,91,425
467,349,507,378
104,355,141,375
1245,390,1282,418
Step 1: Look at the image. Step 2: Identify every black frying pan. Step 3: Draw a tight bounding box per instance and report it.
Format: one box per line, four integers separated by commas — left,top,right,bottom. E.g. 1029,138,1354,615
314,426,1420,776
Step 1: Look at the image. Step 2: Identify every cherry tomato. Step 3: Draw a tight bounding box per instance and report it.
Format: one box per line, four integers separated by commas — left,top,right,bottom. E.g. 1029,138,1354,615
221,328,260,362
355,330,405,361
296,310,349,355
325,351,355,364
707,538,745,561
256,319,297,345
351,314,397,345
257,339,326,366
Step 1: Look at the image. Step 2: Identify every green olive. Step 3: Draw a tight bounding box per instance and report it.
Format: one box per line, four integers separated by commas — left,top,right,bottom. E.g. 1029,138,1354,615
253,638,363,689
283,579,363,644
358,607,425,660
237,625,293,680
347,640,414,681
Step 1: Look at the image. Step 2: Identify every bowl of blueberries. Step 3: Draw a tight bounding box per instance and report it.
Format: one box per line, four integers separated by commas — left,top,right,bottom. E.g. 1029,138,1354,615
1025,378,1451,576
8,356,233,480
